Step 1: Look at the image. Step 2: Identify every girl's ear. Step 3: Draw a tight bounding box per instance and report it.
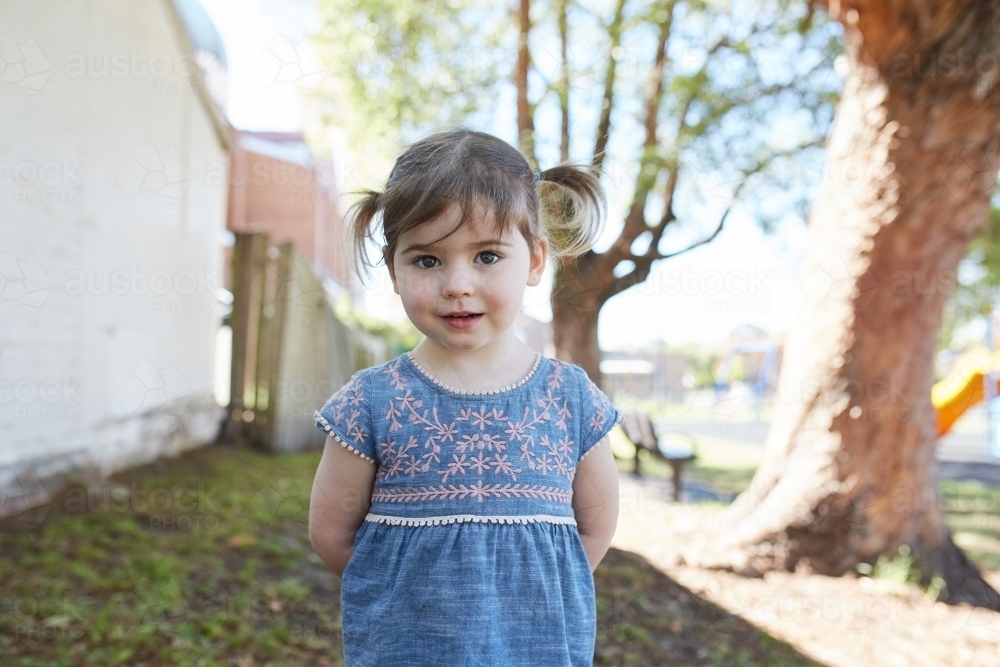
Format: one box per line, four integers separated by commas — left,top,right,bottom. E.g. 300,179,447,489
527,237,548,287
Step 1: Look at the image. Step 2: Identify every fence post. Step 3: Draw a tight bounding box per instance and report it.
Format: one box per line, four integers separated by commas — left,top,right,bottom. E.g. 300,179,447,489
227,231,269,443
261,242,294,447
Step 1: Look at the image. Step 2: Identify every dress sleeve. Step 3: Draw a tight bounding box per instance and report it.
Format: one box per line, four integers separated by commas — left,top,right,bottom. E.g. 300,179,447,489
314,370,377,464
575,365,623,465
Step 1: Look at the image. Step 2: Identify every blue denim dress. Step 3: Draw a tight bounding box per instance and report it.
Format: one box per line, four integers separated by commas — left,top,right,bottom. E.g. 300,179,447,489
315,352,622,667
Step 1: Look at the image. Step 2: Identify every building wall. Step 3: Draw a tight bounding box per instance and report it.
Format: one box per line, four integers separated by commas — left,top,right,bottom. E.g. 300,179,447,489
0,0,230,505
228,144,318,255
225,132,353,292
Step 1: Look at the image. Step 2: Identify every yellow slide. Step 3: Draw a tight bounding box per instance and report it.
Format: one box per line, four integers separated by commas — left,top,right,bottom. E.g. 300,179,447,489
932,346,1000,437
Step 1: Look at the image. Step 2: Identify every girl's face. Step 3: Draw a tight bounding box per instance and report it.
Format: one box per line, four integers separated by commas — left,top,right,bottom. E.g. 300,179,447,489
387,203,548,356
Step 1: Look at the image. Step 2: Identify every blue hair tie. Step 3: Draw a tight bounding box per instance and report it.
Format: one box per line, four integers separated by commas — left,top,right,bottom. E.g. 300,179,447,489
533,172,541,182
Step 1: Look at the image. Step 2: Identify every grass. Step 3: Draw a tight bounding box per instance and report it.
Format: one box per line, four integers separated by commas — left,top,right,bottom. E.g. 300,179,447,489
0,444,337,667
939,479,1000,573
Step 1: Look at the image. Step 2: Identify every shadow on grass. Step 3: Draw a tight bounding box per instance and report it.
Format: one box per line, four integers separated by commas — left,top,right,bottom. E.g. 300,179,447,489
0,440,824,667
594,547,825,666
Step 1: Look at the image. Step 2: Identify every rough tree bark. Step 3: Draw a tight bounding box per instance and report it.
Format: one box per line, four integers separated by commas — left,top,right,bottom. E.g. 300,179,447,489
551,252,608,381
690,0,1000,608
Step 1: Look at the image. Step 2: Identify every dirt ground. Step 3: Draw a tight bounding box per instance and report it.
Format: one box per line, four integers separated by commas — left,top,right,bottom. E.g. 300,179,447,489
611,474,1000,667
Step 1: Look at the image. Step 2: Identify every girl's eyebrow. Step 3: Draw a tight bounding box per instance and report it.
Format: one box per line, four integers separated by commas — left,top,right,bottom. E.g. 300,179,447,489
400,239,513,255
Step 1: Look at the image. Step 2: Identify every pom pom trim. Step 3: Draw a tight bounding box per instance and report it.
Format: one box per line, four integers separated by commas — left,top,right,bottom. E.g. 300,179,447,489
315,413,376,463
364,512,577,527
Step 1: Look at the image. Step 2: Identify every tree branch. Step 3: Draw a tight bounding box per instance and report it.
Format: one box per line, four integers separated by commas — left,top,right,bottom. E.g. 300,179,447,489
597,186,739,303
596,0,675,275
592,0,628,171
599,29,725,277
682,62,827,141
643,37,826,257
598,138,824,303
648,162,680,248
559,0,570,162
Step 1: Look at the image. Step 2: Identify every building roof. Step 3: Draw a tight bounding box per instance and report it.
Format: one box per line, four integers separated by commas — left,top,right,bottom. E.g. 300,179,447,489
239,131,313,167
162,0,232,150
172,0,227,68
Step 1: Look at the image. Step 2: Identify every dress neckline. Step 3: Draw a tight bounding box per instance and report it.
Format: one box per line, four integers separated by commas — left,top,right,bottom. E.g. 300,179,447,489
402,350,544,397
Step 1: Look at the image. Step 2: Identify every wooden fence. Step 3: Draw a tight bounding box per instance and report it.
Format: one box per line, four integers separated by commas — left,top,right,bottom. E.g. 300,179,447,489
225,232,390,451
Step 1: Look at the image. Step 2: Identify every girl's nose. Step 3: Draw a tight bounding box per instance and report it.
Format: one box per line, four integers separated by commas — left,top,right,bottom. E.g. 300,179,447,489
441,266,475,298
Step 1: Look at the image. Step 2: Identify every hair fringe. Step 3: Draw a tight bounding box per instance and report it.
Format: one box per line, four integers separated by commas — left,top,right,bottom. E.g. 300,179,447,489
536,162,608,268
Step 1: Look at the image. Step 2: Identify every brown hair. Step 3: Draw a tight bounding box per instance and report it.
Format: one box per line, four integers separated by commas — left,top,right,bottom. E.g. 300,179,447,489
344,128,607,283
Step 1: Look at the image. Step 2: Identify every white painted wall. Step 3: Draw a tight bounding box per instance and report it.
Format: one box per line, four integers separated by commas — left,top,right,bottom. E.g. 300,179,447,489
0,0,230,506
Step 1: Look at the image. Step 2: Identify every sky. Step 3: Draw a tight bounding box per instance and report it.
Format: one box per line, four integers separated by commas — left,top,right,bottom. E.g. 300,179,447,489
199,0,816,352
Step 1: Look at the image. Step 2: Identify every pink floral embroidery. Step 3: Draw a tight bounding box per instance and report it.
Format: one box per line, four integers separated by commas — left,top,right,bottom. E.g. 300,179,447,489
582,374,609,434
439,453,469,482
456,432,505,454
491,453,518,477
385,401,403,432
547,363,564,390
384,364,406,390
403,457,426,476
368,357,594,501
318,374,369,446
469,452,492,474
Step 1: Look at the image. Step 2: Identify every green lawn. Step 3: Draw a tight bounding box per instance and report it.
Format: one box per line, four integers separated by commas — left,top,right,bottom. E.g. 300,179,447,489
939,479,1000,573
0,446,334,667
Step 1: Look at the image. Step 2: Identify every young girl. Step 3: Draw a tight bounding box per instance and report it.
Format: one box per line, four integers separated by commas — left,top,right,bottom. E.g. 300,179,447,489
309,128,622,666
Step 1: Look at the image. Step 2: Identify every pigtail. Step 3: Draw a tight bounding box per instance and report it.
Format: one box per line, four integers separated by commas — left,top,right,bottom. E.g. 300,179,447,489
536,163,607,267
344,189,383,286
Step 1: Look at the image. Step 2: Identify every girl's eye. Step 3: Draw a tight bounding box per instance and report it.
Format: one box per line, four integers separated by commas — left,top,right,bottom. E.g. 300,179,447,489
414,253,499,268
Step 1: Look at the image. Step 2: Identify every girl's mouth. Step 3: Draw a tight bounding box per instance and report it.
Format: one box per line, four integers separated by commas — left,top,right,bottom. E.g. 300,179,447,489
441,313,483,329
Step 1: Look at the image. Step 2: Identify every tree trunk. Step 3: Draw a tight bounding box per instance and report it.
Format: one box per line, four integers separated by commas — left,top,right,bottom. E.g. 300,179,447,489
551,253,607,383
691,2,1000,608
515,0,535,163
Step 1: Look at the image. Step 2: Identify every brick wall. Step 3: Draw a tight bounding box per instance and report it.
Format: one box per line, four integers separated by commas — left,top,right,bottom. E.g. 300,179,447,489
224,131,352,293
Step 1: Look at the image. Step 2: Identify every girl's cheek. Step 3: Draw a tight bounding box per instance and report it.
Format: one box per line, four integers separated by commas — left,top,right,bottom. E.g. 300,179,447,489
409,278,437,299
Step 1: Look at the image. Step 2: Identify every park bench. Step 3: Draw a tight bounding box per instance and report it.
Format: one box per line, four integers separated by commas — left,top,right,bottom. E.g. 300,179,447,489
619,412,697,501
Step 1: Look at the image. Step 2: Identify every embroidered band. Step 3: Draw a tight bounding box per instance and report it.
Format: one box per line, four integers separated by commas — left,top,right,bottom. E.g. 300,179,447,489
372,483,574,504
365,512,577,526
